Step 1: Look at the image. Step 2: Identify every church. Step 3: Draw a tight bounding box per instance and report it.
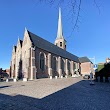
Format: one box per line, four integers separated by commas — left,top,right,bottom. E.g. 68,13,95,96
10,8,94,81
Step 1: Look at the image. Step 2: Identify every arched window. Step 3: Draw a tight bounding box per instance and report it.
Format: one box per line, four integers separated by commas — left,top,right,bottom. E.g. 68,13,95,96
74,62,76,70
24,51,26,67
52,57,56,71
68,60,70,72
60,42,62,47
74,62,78,71
61,59,65,72
40,53,45,71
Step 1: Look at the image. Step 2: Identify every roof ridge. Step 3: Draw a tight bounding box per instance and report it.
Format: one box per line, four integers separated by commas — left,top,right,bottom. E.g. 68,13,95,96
28,30,79,62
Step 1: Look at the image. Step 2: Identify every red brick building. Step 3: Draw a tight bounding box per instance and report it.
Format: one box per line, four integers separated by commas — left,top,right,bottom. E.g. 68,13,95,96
79,57,94,76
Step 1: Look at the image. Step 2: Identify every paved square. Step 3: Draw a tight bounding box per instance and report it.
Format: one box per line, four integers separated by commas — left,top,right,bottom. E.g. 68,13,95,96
0,77,110,110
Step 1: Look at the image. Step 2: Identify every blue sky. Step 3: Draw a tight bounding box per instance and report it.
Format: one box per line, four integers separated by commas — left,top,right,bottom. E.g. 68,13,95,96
0,0,110,69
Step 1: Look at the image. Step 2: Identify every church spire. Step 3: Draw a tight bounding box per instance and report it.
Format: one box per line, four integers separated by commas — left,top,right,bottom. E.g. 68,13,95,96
54,7,66,50
56,7,64,39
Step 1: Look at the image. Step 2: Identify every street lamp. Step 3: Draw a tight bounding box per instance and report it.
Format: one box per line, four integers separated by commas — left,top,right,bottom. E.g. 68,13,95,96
89,56,95,64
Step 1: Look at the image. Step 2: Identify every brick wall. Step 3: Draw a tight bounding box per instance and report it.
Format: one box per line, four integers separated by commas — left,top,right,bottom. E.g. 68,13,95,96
6,69,10,75
80,62,91,76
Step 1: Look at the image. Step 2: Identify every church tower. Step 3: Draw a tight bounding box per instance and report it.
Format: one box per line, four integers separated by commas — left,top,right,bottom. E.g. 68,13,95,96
54,7,66,50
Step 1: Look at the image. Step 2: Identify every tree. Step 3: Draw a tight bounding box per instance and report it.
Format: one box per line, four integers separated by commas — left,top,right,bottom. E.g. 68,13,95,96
33,0,100,38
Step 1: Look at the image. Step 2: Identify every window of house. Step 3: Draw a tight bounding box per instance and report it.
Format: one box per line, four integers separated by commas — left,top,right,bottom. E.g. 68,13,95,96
60,42,62,47
40,53,45,71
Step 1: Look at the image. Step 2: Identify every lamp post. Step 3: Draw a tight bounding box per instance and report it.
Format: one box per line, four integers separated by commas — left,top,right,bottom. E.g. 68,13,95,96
89,56,96,71
89,56,95,64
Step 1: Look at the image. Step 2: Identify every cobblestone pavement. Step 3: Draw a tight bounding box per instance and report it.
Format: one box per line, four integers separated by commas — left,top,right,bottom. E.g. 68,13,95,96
0,77,110,110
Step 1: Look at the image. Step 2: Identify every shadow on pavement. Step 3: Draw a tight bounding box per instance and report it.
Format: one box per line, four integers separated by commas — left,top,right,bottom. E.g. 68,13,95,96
0,80,110,110
0,85,11,89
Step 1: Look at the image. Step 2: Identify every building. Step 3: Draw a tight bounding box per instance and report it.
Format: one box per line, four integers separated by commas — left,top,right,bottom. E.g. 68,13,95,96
79,57,94,76
106,57,110,64
0,68,2,73
0,68,9,80
6,69,10,76
10,8,93,81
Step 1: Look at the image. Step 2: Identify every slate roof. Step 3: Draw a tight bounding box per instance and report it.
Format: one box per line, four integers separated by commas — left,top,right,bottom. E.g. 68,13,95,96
28,30,79,62
79,57,92,63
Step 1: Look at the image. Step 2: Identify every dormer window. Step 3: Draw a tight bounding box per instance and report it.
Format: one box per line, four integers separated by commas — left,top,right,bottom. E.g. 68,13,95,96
60,42,62,47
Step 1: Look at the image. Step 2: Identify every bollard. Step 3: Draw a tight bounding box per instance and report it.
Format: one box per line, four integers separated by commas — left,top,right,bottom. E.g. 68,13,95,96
65,75,67,78
97,76,100,82
6,79,9,82
61,76,63,79
72,74,74,77
23,78,27,81
13,78,17,82
108,77,110,83
103,77,105,82
55,76,58,79
50,76,52,79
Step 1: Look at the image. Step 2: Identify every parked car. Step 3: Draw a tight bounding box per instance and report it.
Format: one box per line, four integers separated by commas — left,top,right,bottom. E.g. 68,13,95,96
0,76,7,81
83,74,90,79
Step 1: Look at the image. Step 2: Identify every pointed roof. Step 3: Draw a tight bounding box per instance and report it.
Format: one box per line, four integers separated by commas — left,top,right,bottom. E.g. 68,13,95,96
25,27,28,32
17,37,23,47
56,7,65,40
20,40,23,47
13,45,17,52
79,57,93,63
18,36,20,41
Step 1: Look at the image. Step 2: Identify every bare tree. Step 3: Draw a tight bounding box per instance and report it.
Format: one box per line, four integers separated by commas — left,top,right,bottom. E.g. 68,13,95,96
32,0,100,38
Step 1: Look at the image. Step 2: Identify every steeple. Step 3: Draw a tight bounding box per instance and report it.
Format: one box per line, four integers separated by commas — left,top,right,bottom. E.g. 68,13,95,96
25,27,27,32
54,7,66,50
57,7,64,39
17,36,22,47
18,36,20,42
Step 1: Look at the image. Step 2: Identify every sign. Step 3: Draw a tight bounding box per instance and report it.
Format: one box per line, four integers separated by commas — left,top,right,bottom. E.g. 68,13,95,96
94,64,98,69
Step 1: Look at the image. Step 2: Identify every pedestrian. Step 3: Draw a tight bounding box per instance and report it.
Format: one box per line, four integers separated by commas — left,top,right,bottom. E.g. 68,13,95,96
90,71,94,85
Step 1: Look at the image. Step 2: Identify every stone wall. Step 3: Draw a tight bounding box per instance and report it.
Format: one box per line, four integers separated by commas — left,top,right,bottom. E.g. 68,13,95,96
80,62,91,76
35,48,79,78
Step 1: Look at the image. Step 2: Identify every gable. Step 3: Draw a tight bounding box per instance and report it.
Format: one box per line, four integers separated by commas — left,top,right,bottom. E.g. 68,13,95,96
12,46,16,53
22,29,32,47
